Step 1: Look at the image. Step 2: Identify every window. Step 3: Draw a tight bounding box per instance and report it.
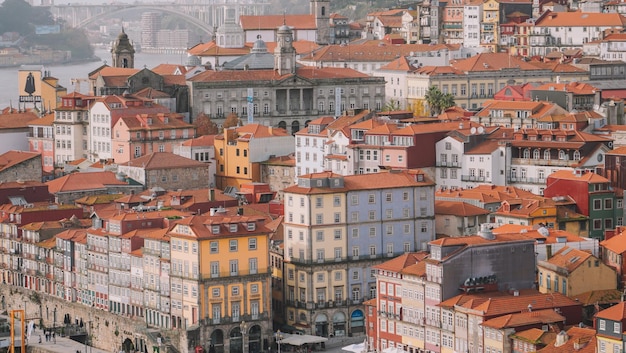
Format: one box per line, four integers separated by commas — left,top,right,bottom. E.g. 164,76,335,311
210,241,218,253
605,198,613,210
594,199,602,210
229,240,238,251
368,194,375,203
248,238,257,250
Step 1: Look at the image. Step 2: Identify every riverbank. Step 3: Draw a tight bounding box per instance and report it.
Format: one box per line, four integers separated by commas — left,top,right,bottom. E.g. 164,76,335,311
0,52,100,69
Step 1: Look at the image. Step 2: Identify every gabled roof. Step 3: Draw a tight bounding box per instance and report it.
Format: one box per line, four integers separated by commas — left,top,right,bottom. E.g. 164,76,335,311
537,246,593,273
46,171,130,193
535,10,626,27
451,53,542,72
0,111,39,129
372,251,429,272
547,170,609,183
572,289,623,306
181,134,216,147
537,326,595,353
481,309,565,329
121,152,206,170
301,42,459,63
434,200,490,217
601,230,626,254
510,328,556,346
596,301,626,322
0,150,40,173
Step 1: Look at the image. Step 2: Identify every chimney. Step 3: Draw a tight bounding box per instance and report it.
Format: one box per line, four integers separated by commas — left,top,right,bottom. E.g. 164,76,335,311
209,189,215,201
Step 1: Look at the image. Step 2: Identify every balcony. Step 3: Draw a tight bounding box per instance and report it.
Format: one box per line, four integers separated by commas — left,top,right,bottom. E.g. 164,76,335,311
460,175,486,182
511,158,572,167
508,177,546,184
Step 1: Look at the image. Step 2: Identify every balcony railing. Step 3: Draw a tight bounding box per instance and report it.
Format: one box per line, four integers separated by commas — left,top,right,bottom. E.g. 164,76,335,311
460,175,486,182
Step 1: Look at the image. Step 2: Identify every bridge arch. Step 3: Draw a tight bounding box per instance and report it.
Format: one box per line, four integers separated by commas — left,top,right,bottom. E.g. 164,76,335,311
75,5,214,36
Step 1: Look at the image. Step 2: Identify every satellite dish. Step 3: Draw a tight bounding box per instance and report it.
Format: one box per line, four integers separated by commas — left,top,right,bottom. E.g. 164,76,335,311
477,126,485,134
470,127,477,134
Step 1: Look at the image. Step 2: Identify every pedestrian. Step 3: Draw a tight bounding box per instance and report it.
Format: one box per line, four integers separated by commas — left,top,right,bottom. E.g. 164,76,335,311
38,335,41,344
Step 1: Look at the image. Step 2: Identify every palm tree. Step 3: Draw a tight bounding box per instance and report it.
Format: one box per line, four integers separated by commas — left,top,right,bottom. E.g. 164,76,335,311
425,86,456,116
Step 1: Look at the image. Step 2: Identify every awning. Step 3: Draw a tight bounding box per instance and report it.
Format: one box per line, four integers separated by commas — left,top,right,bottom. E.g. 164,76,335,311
280,334,328,346
342,343,365,353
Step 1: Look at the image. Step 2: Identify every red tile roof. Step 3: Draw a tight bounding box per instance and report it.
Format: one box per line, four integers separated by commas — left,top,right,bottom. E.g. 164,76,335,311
46,171,130,193
538,246,593,273
284,170,434,194
372,251,429,271
435,200,490,217
535,10,626,27
0,150,40,173
301,42,459,63
481,309,565,329
548,170,609,183
121,152,206,170
601,230,626,254
451,53,542,72
537,326,595,353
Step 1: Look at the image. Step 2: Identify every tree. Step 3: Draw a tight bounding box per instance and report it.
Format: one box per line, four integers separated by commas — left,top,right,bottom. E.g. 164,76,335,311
382,99,400,112
223,113,241,129
425,86,456,116
194,112,219,135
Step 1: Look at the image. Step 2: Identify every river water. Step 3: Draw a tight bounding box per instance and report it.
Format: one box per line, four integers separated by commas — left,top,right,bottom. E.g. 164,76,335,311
0,48,185,108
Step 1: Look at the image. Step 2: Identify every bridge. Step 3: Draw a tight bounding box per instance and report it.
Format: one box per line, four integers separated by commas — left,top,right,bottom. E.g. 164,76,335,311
48,0,270,35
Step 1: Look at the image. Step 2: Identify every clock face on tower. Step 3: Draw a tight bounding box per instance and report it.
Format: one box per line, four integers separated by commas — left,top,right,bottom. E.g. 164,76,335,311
285,36,291,42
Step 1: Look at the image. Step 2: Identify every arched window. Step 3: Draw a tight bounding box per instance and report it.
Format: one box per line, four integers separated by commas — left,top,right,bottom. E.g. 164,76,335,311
544,150,551,160
559,150,566,160
523,148,530,159
533,149,540,159
573,150,581,160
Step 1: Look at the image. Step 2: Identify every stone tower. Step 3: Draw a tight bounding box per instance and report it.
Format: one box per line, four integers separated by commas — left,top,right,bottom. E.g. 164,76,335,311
111,28,135,68
274,23,296,75
310,0,330,45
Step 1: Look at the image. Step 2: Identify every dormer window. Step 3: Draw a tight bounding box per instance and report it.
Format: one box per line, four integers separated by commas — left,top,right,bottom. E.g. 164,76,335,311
247,223,256,231
230,224,238,232
212,225,220,234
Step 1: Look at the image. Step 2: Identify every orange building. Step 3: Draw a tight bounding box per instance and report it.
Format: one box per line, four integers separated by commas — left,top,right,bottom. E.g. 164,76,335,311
214,124,294,189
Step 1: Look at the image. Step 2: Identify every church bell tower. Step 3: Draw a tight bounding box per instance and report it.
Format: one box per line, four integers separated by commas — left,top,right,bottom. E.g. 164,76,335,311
274,23,296,75
111,28,135,68
310,0,330,45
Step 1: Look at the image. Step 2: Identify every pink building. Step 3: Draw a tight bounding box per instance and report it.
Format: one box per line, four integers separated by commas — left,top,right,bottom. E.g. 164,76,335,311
111,112,196,163
28,113,55,174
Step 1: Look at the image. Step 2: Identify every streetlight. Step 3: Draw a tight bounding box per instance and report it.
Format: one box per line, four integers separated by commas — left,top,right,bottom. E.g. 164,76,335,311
276,330,283,353
240,321,248,353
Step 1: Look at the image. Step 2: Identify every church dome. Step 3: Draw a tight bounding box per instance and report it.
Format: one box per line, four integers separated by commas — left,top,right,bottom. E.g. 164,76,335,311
251,37,268,54
186,55,201,66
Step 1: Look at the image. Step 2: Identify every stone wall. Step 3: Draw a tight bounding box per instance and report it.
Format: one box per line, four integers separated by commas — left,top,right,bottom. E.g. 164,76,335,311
0,154,42,183
1,285,187,353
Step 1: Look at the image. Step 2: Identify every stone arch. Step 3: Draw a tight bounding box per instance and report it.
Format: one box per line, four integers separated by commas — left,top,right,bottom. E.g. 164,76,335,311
211,329,225,353
291,120,300,134
332,312,346,337
314,313,328,337
248,324,262,353
278,121,287,130
350,309,365,334
229,327,243,353
122,337,134,353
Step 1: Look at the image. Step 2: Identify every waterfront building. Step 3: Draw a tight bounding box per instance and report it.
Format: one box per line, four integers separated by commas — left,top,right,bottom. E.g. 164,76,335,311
166,213,272,353
282,170,435,336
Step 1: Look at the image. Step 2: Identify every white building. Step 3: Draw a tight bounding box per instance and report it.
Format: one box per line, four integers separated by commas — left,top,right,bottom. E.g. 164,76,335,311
463,1,483,48
53,93,90,165
599,33,626,61
530,11,626,57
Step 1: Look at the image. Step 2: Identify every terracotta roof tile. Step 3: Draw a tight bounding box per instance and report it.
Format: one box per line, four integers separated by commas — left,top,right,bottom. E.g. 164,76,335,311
451,53,542,72
535,11,626,27
372,251,429,271
601,230,626,254
121,152,206,170
435,200,490,216
481,309,565,329
538,246,592,273
0,150,40,173
548,170,609,183
511,328,557,345
572,289,623,306
537,326,595,353
301,42,460,63
239,14,317,30
46,171,130,193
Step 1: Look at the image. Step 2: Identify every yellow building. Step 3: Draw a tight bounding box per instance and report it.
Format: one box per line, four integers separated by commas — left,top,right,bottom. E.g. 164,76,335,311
214,124,294,189
481,0,500,52
537,246,617,297
168,213,272,353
